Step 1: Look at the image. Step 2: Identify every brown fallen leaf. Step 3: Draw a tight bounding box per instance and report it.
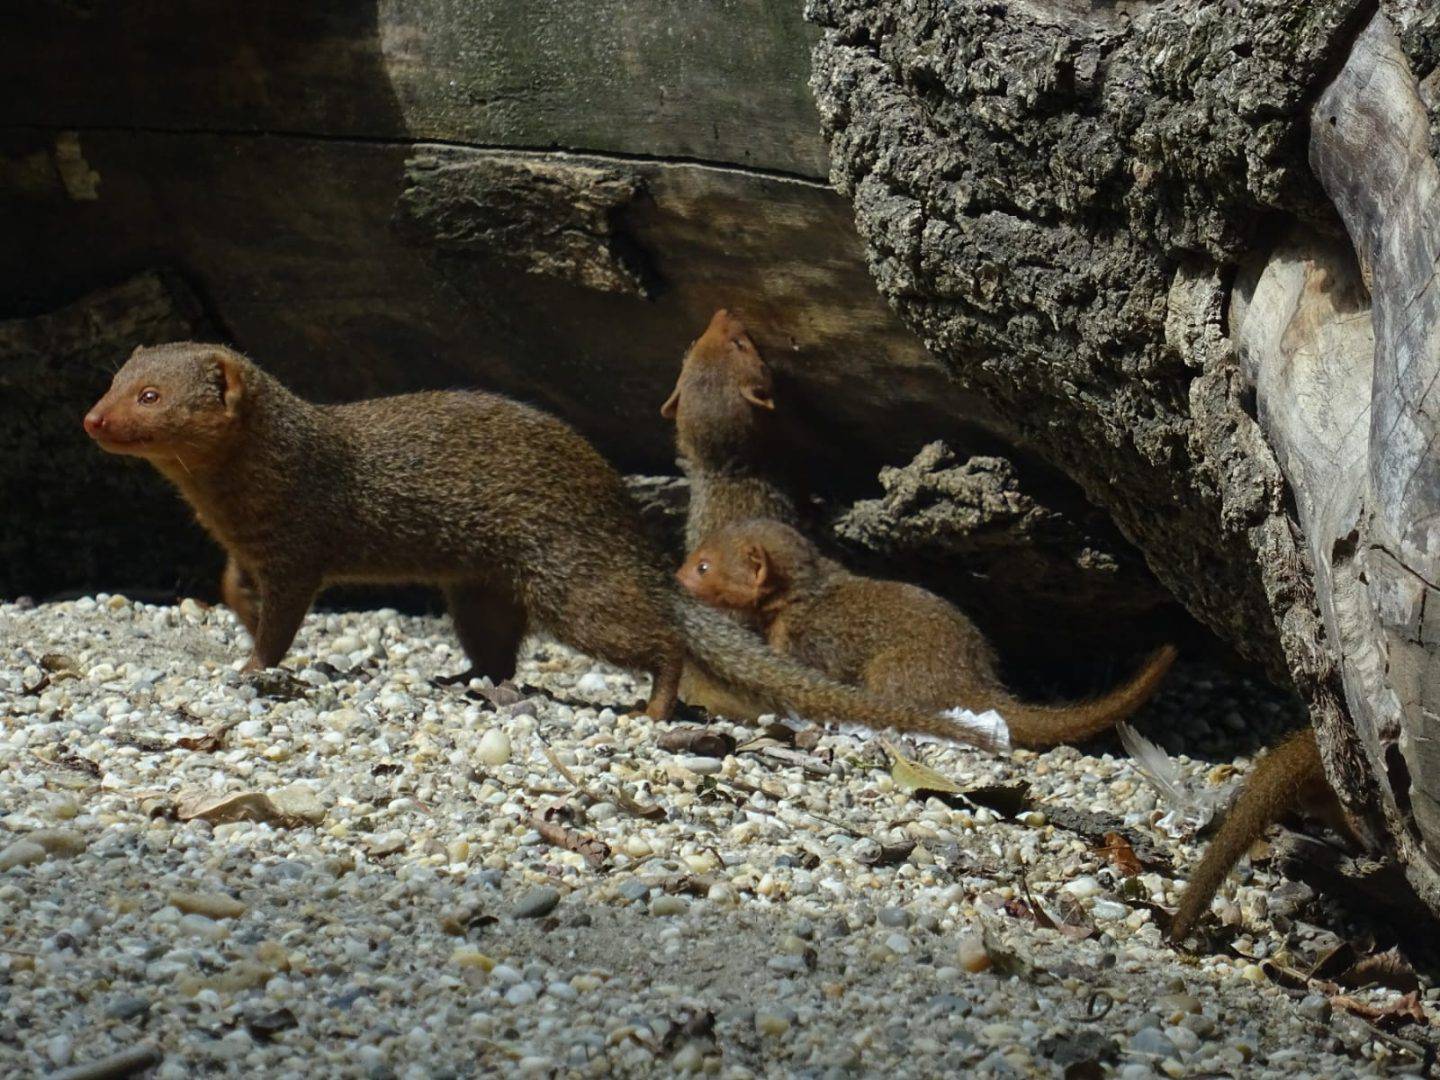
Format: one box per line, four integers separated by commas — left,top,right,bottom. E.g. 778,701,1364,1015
533,814,610,869
1337,946,1421,994
658,726,736,759
175,790,315,828
1097,832,1143,877
1331,991,1427,1029
176,718,240,752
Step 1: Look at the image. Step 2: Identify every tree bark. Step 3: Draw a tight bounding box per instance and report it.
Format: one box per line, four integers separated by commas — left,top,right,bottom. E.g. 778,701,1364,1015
807,0,1440,912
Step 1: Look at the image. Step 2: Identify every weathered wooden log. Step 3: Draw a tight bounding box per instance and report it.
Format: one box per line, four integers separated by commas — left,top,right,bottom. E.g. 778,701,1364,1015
808,0,1440,912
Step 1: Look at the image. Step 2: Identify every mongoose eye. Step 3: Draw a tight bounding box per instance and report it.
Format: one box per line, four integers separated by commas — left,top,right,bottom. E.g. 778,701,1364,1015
697,561,710,575
137,388,160,405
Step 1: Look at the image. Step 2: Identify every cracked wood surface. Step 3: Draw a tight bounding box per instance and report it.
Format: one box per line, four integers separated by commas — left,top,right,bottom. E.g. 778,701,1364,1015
1304,12,1440,908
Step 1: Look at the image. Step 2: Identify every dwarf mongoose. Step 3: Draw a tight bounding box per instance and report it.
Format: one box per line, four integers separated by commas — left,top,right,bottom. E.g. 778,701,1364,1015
678,518,1177,748
83,343,1007,750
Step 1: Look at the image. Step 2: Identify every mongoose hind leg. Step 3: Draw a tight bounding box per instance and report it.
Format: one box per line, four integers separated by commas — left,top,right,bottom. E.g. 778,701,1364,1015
533,569,683,721
442,581,528,685
220,557,261,637
644,652,684,721
242,572,319,672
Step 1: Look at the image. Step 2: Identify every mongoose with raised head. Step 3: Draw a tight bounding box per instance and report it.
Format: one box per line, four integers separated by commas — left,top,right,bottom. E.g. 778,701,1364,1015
82,342,1007,750
661,308,803,552
662,308,807,719
677,518,1177,748
1169,729,1345,941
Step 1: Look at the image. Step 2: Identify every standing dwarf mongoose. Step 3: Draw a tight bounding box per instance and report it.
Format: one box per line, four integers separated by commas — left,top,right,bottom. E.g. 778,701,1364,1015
1169,729,1347,941
677,518,1177,748
661,309,803,552
662,308,808,720
82,342,1007,750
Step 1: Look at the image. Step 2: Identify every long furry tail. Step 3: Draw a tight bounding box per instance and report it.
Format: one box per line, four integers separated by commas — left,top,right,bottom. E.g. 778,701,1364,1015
673,597,1009,753
998,645,1179,748
1169,729,1324,940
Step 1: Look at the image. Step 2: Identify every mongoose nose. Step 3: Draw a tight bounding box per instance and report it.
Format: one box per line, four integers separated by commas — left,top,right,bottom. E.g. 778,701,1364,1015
83,411,105,436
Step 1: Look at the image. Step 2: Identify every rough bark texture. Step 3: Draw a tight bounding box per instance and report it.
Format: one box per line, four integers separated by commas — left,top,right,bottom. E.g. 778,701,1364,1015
807,0,1440,912
830,442,1174,653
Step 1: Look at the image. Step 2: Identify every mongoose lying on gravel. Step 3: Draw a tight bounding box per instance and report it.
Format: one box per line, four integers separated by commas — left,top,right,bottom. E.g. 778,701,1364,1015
661,308,804,552
1169,729,1348,941
82,342,1006,749
678,518,1177,748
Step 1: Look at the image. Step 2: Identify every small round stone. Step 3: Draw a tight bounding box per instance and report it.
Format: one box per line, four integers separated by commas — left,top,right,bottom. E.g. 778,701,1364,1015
476,728,513,766
512,887,560,919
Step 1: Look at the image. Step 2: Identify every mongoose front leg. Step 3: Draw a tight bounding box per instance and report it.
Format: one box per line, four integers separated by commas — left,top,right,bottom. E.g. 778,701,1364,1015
441,581,528,684
220,557,261,637
242,574,319,672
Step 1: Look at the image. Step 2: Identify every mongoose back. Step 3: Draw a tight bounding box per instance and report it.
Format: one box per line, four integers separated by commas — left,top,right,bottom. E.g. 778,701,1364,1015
661,309,803,551
1169,729,1344,941
82,342,1007,750
677,518,1177,748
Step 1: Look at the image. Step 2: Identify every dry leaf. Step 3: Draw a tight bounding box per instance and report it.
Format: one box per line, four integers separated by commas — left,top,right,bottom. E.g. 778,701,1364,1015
883,740,963,794
1338,946,1420,993
175,789,319,828
1097,832,1143,877
1332,991,1426,1029
534,813,610,869
658,726,736,759
176,718,239,752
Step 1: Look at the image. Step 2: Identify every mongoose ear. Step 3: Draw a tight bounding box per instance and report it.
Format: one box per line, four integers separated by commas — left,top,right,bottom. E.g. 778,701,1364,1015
214,353,246,416
660,384,681,420
746,543,771,591
739,382,774,411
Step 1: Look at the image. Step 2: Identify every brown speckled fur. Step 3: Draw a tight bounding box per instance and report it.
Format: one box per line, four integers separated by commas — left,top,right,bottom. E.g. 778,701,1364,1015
662,309,805,720
83,343,1007,748
1169,730,1344,941
679,519,1177,748
662,309,803,552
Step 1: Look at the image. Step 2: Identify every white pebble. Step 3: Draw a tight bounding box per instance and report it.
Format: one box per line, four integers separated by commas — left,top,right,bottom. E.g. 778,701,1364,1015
477,729,512,766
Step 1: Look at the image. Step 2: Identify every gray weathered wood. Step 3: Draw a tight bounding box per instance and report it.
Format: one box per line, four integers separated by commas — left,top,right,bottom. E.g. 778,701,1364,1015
0,1,828,176
1305,13,1440,911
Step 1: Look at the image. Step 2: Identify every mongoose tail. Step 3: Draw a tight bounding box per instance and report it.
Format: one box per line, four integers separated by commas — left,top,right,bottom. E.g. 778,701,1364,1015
998,645,1179,748
1169,729,1332,941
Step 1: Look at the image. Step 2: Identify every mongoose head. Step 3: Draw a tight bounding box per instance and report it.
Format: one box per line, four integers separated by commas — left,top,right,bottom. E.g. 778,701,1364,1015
677,518,815,614
84,342,249,464
661,309,776,465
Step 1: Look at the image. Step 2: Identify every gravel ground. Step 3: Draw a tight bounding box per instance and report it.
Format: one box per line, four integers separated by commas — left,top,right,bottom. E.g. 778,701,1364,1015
0,596,1429,1078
